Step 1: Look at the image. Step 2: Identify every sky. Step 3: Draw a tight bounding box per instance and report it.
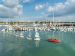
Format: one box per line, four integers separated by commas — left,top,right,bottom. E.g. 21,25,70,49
0,0,75,22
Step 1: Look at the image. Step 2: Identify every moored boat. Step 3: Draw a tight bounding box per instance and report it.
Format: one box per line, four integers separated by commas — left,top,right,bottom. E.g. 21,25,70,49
47,38,61,44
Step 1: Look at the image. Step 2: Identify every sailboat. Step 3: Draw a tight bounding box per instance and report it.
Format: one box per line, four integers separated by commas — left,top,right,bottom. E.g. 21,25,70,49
19,32,24,38
47,11,61,44
34,31,40,40
26,30,32,40
34,26,40,41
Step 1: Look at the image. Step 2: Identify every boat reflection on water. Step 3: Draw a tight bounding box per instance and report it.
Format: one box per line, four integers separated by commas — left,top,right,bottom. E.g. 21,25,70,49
35,40,40,47
27,40,33,48
15,31,24,38
34,27,40,47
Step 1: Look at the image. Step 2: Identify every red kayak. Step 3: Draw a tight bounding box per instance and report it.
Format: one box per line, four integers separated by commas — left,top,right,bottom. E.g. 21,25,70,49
48,39,61,44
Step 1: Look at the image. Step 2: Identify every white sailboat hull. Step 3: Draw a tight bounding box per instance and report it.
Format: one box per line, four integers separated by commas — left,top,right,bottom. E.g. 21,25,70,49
26,37,32,40
34,37,40,40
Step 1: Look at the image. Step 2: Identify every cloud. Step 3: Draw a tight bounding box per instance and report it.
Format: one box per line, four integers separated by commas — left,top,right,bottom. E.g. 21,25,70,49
0,0,23,18
35,2,49,11
0,4,17,17
41,15,75,22
3,0,19,7
35,0,75,17
35,4,45,11
23,0,31,3
48,3,65,12
53,15,75,22
13,5,23,15
48,0,75,17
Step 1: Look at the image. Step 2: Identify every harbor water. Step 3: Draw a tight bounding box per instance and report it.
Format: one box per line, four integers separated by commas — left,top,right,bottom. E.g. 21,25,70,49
0,31,75,56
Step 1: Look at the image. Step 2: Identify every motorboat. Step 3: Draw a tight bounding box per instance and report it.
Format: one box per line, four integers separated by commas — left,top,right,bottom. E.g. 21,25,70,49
47,38,61,44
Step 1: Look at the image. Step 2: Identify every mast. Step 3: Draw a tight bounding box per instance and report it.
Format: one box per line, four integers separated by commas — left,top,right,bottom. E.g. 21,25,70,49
28,30,31,37
52,11,55,38
53,11,54,24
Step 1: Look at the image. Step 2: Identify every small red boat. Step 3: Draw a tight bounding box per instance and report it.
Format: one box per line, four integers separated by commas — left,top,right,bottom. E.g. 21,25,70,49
48,39,61,44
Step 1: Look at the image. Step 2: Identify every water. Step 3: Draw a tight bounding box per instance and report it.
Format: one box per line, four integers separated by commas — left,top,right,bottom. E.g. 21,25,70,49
0,31,75,56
